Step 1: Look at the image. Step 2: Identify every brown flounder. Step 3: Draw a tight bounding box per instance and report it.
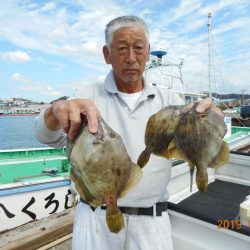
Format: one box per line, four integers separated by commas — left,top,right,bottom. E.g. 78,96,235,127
67,117,142,233
137,103,229,192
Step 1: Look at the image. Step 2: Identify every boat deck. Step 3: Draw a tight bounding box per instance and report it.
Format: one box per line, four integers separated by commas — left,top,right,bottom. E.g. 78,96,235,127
168,179,250,236
0,155,67,165
0,147,70,184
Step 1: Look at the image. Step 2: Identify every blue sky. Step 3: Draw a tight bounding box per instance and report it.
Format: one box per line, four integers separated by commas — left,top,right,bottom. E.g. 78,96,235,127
0,0,249,102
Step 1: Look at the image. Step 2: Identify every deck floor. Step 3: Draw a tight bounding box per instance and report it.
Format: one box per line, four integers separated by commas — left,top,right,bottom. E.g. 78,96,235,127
168,179,250,236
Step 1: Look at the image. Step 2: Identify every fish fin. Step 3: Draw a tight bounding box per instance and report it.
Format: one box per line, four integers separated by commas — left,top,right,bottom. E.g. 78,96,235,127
70,167,87,200
165,141,196,192
106,205,124,233
158,140,177,159
70,167,100,206
89,201,102,208
166,141,196,192
162,140,189,162
137,148,151,168
66,138,74,162
165,140,177,158
119,163,143,198
189,165,195,192
209,141,230,168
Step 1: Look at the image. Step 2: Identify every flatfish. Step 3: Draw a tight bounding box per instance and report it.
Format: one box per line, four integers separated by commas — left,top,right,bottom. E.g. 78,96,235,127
67,117,142,233
138,103,229,192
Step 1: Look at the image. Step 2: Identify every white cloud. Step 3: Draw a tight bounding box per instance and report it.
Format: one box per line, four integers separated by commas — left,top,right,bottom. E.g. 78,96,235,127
20,84,62,97
41,2,56,12
10,73,31,83
42,86,61,96
2,51,31,63
0,0,249,97
0,1,113,59
48,25,68,39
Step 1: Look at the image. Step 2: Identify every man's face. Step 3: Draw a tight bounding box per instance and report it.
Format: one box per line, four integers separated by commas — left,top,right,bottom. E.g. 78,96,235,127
103,27,150,91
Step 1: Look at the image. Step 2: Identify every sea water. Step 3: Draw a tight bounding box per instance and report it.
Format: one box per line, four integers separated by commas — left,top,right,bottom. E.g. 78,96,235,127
0,115,47,150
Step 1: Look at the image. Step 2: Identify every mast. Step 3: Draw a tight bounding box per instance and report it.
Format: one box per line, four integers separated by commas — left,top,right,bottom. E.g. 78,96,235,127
207,12,212,98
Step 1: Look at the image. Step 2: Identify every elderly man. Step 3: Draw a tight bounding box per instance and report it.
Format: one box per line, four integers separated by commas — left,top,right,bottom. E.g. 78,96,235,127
34,15,221,250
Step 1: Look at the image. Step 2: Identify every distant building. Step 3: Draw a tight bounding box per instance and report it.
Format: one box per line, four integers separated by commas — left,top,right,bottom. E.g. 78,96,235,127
5,98,31,106
0,98,49,114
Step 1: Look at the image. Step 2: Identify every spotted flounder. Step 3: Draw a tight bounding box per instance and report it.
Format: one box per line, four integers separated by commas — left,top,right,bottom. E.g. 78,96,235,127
67,117,142,233
137,103,229,192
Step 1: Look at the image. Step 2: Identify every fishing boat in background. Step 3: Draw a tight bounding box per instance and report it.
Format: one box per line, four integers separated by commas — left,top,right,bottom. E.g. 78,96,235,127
145,49,207,105
0,148,75,234
213,98,240,110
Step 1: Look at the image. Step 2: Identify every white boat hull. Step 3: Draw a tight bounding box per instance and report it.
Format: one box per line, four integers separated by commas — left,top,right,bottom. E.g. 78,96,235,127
169,210,250,250
0,178,76,232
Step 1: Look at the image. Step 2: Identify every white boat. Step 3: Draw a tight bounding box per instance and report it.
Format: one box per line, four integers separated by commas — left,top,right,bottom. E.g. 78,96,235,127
145,50,207,105
168,131,250,250
0,148,76,233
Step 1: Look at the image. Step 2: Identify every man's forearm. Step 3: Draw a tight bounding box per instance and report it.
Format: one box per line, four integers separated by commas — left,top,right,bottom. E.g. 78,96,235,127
44,105,61,130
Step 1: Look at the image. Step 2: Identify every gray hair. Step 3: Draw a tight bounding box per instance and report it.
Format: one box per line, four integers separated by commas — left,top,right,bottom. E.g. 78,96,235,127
105,15,150,47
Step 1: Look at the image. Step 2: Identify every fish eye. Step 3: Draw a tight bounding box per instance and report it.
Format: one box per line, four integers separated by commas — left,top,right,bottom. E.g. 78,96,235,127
109,132,116,138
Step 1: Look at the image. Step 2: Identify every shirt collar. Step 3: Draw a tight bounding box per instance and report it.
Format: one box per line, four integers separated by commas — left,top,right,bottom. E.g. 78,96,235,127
104,69,156,98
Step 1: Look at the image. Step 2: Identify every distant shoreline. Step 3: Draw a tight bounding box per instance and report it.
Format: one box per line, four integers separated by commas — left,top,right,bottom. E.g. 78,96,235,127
0,113,39,117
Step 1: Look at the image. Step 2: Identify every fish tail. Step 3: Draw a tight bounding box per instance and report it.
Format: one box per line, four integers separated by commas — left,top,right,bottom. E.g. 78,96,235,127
196,167,208,192
137,148,151,168
106,206,124,233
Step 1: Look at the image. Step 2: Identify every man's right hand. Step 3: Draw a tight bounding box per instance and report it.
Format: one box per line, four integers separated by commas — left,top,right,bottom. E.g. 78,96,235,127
44,99,100,141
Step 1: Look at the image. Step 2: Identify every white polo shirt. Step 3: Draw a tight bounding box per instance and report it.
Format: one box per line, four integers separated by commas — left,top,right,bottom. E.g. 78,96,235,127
34,70,183,207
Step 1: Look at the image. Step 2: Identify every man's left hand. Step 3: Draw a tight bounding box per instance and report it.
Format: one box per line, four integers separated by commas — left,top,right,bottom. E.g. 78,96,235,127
184,97,224,118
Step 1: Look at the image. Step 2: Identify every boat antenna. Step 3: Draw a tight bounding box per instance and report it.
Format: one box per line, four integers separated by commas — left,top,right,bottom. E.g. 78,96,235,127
207,12,212,98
